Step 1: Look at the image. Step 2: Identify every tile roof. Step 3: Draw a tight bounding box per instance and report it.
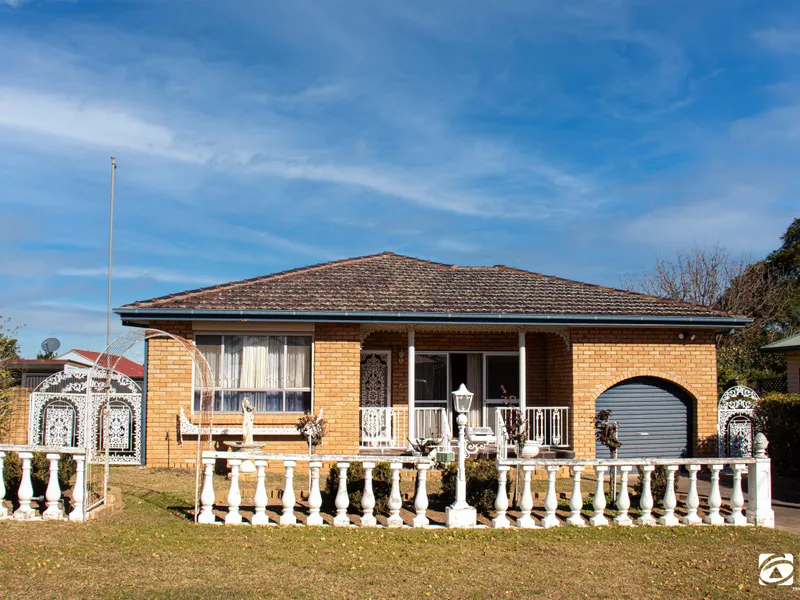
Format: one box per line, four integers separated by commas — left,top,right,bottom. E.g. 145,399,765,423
119,252,737,319
68,350,145,379
761,333,800,353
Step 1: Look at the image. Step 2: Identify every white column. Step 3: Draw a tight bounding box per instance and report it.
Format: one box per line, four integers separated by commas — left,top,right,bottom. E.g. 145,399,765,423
69,454,86,522
0,451,8,519
252,459,270,526
658,465,680,526
589,465,608,526
613,466,633,526
518,331,526,414
727,463,747,526
307,460,324,526
225,458,242,525
517,465,536,528
704,464,724,525
387,462,404,528
198,458,217,524
334,462,350,527
408,328,416,443
637,465,656,526
14,452,35,520
361,461,377,527
280,460,297,525
493,465,511,529
566,466,586,527
683,464,702,525
412,463,430,528
748,433,775,527
542,465,560,528
43,453,64,520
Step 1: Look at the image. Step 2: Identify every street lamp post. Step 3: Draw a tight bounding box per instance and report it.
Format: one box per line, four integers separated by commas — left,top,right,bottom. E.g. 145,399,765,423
446,383,477,528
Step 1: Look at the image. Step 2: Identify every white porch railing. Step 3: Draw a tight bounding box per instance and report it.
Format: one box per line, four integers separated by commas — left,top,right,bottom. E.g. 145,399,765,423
0,444,89,522
494,406,570,450
359,407,450,448
197,436,775,528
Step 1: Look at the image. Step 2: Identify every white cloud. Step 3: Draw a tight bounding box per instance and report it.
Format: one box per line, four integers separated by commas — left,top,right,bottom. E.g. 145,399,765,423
59,266,223,286
752,28,800,54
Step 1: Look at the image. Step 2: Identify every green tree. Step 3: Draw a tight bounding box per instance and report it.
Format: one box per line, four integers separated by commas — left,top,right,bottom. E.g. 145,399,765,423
0,316,21,439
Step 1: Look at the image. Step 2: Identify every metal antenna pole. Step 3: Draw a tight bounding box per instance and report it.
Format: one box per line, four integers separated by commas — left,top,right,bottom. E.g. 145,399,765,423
107,156,116,349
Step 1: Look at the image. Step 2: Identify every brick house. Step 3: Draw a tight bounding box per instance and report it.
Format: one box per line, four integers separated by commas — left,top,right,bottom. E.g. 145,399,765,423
114,252,748,468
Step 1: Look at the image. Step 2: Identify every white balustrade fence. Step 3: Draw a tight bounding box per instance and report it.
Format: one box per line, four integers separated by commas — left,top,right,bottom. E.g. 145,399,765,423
198,434,774,529
494,407,569,453
359,407,450,449
0,444,89,522
198,452,435,527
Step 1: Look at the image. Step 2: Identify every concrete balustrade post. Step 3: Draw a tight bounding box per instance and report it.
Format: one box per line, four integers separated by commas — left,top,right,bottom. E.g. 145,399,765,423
387,462,404,527
252,459,270,525
43,453,64,520
613,466,633,526
69,454,85,522
361,461,377,527
566,465,586,527
198,458,217,524
541,465,560,528
727,463,747,526
683,464,702,525
334,462,351,527
307,460,324,526
225,458,243,525
412,463,430,528
637,465,656,526
748,433,775,527
658,465,680,526
493,465,511,529
704,464,724,525
280,460,297,525
517,465,536,528
14,452,35,520
589,465,608,527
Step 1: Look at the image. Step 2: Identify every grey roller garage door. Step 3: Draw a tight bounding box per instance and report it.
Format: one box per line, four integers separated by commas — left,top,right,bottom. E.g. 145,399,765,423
595,377,692,460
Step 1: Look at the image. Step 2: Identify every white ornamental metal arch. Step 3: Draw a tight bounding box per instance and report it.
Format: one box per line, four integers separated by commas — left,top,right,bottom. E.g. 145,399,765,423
29,368,141,462
717,385,760,459
82,328,216,519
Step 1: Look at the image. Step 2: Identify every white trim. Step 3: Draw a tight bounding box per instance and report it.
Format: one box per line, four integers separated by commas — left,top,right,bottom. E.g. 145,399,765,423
192,321,315,333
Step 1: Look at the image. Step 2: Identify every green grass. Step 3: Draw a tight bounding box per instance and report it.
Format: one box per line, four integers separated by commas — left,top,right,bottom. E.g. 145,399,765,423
0,467,798,599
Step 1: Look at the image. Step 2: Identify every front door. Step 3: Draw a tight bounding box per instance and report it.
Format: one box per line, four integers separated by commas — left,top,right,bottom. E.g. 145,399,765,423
360,351,392,446
450,353,483,427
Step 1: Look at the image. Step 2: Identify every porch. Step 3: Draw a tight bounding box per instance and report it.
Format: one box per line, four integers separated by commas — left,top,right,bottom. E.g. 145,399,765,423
359,325,573,454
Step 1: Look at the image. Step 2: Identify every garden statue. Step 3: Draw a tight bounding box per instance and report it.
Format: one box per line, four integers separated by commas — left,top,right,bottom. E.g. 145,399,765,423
242,396,255,446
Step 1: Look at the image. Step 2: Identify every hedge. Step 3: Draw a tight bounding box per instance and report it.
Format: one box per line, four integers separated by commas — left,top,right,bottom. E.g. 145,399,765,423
754,393,800,475
441,458,498,513
325,462,393,514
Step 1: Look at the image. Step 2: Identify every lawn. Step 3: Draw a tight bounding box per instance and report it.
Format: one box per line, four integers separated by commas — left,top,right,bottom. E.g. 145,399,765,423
0,467,798,599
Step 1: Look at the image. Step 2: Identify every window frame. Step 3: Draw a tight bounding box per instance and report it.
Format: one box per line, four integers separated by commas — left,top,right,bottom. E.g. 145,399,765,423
191,332,314,414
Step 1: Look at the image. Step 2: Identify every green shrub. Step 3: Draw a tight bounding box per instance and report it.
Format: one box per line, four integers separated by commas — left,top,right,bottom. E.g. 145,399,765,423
325,462,392,514
441,458,498,513
754,393,800,475
3,452,77,502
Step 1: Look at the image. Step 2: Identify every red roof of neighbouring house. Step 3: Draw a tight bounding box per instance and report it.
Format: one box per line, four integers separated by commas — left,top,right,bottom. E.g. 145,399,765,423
68,350,144,379
119,252,741,320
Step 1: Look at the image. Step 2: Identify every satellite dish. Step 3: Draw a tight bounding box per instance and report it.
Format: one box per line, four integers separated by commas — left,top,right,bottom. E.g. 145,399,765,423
41,338,61,354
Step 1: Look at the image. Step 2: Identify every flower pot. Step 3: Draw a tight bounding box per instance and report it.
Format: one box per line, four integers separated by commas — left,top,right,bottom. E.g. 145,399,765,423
521,441,540,458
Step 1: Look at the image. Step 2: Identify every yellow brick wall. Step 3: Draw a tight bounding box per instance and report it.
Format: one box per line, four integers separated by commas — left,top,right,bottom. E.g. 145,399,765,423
569,327,718,459
1,386,31,444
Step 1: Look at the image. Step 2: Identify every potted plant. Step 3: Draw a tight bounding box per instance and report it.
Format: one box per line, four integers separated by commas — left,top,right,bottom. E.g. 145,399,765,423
500,385,539,458
297,409,327,455
593,409,622,502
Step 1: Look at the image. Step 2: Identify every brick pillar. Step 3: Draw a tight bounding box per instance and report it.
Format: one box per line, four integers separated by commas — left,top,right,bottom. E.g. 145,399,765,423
313,323,361,455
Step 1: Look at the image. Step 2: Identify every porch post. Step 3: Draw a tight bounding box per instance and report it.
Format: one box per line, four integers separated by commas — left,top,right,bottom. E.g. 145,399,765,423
518,331,526,413
408,327,416,444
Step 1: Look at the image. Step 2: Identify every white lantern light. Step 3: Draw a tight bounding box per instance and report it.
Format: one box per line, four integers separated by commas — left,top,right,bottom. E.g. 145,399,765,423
451,384,474,414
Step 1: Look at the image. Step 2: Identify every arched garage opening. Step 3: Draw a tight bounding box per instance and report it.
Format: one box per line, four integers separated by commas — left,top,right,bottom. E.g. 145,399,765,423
595,376,694,459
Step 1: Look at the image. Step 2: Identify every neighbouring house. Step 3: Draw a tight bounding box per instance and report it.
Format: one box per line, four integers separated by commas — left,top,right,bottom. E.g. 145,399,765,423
114,252,749,469
761,333,800,394
1,351,144,447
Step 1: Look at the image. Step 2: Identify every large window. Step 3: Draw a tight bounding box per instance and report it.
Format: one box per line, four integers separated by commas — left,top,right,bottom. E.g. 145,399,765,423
194,335,312,413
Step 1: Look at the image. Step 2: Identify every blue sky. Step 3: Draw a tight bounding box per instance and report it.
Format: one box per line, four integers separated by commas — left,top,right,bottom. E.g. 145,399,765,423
0,0,797,360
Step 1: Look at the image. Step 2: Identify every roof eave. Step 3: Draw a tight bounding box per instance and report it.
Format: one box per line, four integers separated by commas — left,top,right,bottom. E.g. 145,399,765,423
115,307,751,329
